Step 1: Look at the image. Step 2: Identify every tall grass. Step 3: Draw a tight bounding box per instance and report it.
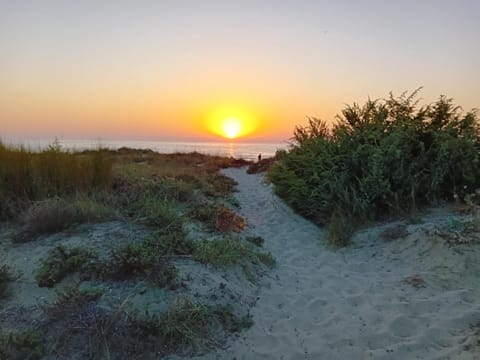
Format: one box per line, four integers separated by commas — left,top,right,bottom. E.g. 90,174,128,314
269,90,480,245
0,142,112,219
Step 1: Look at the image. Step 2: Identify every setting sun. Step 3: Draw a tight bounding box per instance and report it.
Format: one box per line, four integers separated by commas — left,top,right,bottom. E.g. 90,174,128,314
221,118,242,139
205,106,257,140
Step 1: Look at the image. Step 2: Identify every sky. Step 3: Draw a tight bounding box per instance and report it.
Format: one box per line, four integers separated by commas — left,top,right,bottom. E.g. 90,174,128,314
1,0,479,142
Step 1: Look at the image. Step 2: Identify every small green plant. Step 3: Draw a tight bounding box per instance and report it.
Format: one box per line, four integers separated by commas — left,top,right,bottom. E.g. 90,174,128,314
226,197,241,208
406,215,424,225
143,198,183,232
445,218,470,233
129,298,253,350
380,224,409,241
213,305,254,332
0,329,44,360
46,286,104,319
105,241,178,287
245,236,264,247
204,173,238,197
145,230,196,256
36,245,99,287
403,274,426,289
326,208,355,246
194,236,275,268
190,203,245,233
0,264,15,299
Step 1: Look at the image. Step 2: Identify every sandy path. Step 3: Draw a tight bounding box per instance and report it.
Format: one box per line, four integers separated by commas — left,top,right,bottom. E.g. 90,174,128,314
193,168,480,360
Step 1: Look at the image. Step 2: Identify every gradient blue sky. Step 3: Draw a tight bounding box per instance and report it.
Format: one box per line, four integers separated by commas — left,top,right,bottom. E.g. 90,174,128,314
1,0,479,141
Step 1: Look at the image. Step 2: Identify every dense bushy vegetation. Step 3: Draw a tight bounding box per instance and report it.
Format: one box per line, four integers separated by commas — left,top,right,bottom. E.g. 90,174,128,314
269,91,480,245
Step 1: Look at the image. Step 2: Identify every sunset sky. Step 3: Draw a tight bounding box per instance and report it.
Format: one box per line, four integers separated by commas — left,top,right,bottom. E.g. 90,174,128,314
1,0,479,142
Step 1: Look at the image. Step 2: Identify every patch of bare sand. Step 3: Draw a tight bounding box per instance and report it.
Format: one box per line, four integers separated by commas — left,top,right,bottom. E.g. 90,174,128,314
178,167,480,360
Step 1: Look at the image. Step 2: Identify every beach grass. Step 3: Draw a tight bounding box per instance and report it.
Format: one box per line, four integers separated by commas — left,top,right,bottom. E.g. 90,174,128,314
0,141,112,220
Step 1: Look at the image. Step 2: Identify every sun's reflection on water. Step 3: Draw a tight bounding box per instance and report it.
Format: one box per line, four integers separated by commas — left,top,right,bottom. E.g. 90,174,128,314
227,143,235,158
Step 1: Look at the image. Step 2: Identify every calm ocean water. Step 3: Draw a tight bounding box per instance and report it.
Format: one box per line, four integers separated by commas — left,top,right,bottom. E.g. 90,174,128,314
5,138,288,161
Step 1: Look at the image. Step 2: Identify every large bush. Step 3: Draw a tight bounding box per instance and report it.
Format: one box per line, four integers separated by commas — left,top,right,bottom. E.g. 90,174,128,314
269,91,480,245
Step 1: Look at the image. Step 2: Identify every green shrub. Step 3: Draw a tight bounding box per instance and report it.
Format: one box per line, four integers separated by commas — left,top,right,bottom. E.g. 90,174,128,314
269,91,480,245
0,329,44,360
194,236,275,268
36,245,99,287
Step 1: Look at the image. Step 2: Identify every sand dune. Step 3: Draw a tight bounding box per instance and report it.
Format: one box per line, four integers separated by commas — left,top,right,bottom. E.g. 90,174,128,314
180,167,480,360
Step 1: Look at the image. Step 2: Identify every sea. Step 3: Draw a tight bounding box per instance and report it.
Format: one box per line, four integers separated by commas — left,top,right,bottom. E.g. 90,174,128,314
3,138,289,161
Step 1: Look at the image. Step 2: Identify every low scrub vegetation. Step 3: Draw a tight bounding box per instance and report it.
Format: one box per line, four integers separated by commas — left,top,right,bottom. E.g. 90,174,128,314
269,90,480,245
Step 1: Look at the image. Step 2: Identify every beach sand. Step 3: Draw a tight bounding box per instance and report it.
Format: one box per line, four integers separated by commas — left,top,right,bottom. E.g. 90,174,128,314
180,167,480,360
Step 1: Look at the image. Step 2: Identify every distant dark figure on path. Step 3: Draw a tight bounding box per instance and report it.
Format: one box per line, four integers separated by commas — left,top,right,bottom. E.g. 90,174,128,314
258,153,262,162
